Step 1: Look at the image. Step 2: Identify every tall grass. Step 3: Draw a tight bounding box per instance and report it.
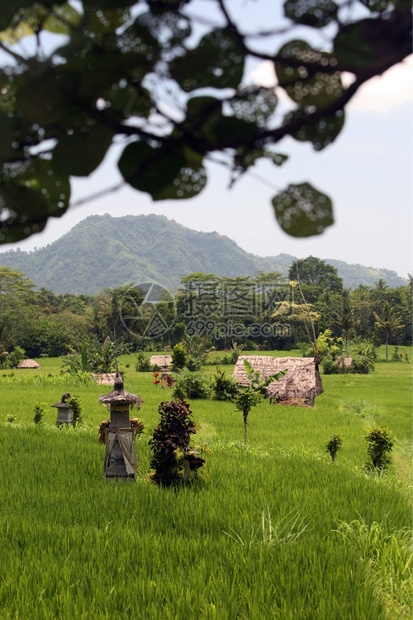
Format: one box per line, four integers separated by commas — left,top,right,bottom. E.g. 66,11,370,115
0,354,411,618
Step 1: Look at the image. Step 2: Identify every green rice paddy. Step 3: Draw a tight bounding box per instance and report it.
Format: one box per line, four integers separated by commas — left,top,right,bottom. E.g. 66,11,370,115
0,348,411,619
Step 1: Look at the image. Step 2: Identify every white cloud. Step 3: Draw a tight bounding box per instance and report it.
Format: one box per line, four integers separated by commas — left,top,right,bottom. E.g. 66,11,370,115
250,55,413,113
348,55,413,113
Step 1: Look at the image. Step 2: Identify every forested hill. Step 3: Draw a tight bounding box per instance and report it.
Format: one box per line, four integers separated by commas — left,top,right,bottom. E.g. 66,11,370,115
0,214,407,294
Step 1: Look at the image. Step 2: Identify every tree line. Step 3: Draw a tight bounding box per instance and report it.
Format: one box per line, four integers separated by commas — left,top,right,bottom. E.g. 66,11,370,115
0,257,411,364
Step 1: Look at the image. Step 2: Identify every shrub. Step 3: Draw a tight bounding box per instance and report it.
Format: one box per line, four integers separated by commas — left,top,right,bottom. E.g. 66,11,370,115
326,435,343,462
211,367,240,401
351,342,376,374
171,343,187,371
33,402,46,425
186,354,203,371
62,337,127,375
7,346,26,368
149,399,205,486
135,351,151,372
173,370,211,400
365,427,393,471
321,357,341,375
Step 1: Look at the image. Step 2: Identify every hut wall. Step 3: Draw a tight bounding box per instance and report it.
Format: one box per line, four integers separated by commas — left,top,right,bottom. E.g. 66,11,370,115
233,355,323,403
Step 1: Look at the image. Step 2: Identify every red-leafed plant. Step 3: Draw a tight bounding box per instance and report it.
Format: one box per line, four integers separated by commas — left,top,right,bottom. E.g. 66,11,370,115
149,399,204,487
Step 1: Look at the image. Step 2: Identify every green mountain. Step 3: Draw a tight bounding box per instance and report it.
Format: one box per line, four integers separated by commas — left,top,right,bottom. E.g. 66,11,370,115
0,214,407,294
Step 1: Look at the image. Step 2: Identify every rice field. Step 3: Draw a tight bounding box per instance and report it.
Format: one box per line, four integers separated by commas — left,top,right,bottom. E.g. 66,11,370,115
0,349,411,619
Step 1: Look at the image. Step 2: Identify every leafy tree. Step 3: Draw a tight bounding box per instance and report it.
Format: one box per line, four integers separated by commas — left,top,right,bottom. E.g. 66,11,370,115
182,334,209,371
331,289,356,351
0,1,410,243
235,359,287,444
0,267,36,351
62,336,127,374
289,257,343,302
373,301,405,361
20,311,90,357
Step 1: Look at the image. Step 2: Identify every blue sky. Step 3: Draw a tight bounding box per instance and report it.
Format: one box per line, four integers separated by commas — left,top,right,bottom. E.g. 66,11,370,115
0,3,412,279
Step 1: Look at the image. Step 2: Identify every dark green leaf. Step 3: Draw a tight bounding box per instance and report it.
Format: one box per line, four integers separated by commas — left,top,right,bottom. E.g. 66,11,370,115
275,40,342,106
82,6,131,33
284,108,345,150
103,83,152,119
52,124,115,177
16,69,78,125
43,3,81,34
0,3,78,43
272,182,334,237
184,96,258,149
0,112,14,161
235,147,288,171
0,5,18,31
118,142,207,200
0,159,70,243
284,0,338,28
229,88,278,128
334,18,408,76
169,29,245,92
136,10,191,45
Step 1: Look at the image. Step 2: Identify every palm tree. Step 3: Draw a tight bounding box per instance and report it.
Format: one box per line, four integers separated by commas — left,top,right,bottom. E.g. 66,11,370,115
373,302,404,361
332,289,357,353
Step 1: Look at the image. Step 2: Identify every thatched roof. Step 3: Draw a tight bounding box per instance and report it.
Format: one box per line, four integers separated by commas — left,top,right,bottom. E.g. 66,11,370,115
91,372,118,385
150,355,172,369
99,373,142,408
17,359,40,369
233,355,323,404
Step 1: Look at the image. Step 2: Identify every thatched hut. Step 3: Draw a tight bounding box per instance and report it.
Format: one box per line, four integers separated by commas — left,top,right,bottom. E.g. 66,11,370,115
91,372,118,385
233,355,323,406
150,354,172,369
17,359,40,369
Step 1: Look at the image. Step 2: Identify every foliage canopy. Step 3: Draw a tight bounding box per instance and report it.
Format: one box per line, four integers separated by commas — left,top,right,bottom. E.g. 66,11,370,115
0,0,410,243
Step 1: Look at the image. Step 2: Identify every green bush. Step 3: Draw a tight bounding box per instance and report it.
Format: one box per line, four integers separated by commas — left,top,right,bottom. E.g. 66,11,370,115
173,370,211,400
351,342,376,374
321,357,341,375
33,402,46,424
6,346,26,368
365,427,393,471
171,343,187,371
211,367,240,401
135,351,151,372
326,434,343,462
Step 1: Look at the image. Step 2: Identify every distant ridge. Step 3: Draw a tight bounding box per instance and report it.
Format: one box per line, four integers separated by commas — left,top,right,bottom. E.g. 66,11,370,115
0,214,407,294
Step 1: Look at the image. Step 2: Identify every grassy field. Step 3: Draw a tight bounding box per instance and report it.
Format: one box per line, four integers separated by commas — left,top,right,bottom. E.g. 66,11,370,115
0,348,411,619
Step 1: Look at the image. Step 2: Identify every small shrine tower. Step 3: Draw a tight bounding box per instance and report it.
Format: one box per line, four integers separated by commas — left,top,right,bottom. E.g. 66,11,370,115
52,393,73,427
99,373,142,480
